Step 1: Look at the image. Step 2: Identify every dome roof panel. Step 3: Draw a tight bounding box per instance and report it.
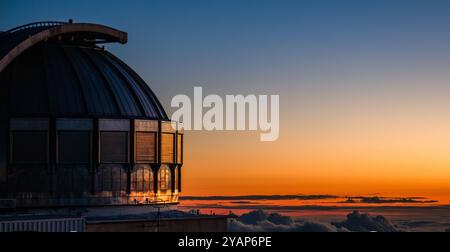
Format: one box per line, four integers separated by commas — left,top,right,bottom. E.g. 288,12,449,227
102,52,164,118
1,43,168,119
82,48,143,117
62,46,119,116
43,44,87,115
0,21,168,120
9,46,49,115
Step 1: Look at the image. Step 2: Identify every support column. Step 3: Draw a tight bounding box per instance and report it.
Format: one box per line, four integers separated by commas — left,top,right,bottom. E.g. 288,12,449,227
153,120,162,194
170,164,176,193
91,118,99,194
128,119,135,195
0,117,7,197
48,117,56,194
0,72,9,197
178,165,182,193
151,164,160,193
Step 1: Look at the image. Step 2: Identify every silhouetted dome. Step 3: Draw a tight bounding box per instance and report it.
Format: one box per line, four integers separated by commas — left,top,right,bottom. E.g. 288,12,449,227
0,22,182,209
0,21,167,119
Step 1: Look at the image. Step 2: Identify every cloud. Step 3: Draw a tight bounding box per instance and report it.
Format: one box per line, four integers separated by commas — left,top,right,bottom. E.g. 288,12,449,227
229,219,266,232
342,196,438,204
180,202,448,214
267,212,294,225
228,209,440,232
238,209,269,225
229,219,340,232
229,201,259,204
332,210,399,232
237,210,294,226
297,222,348,232
181,194,438,203
398,220,437,228
180,194,339,201
229,209,344,232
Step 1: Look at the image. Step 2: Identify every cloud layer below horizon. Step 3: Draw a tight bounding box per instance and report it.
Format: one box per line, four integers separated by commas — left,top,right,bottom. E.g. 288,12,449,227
229,210,399,232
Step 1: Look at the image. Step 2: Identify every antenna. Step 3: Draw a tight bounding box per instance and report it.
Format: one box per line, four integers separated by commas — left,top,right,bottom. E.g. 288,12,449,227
150,198,169,232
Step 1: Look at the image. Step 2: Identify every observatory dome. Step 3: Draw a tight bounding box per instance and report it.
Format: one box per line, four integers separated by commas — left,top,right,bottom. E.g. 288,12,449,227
0,21,183,209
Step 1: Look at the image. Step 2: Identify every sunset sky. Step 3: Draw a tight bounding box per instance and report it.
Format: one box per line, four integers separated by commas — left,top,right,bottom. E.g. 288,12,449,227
3,0,450,201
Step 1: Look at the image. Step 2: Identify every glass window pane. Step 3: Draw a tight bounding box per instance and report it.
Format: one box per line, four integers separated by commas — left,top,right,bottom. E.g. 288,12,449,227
100,131,128,163
95,164,127,193
58,131,90,163
158,165,171,192
136,132,156,162
12,131,47,163
131,164,154,193
161,133,174,163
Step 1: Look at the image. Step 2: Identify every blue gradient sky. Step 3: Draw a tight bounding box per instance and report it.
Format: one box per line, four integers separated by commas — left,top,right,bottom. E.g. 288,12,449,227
3,0,450,197
3,1,450,103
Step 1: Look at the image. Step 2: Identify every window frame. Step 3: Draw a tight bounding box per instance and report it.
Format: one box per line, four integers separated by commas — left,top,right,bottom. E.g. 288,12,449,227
56,130,92,165
160,132,175,164
174,166,179,191
99,130,130,164
177,133,183,164
135,131,157,164
158,165,171,192
131,164,154,193
10,130,49,165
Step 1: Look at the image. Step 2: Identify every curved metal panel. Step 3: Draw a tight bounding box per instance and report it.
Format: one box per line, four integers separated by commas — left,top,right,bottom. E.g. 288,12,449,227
0,21,179,207
63,46,119,115
101,53,160,118
8,46,49,115
83,48,142,116
43,44,87,115
0,22,127,72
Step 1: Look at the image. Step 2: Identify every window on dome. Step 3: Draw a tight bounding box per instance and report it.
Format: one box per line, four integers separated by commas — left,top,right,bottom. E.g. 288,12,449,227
100,131,128,163
158,165,171,192
135,132,156,163
58,131,91,164
161,133,174,163
131,164,154,193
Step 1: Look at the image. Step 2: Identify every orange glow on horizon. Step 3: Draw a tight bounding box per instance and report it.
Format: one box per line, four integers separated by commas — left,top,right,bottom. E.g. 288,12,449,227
180,93,450,204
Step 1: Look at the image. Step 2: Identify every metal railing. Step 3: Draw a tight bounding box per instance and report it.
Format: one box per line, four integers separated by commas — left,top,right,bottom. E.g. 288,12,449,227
5,21,67,34
0,217,85,232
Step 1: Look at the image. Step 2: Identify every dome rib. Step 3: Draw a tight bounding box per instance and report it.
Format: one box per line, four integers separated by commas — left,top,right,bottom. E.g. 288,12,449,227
42,44,59,115
105,51,169,119
55,44,89,114
97,50,148,117
76,47,122,116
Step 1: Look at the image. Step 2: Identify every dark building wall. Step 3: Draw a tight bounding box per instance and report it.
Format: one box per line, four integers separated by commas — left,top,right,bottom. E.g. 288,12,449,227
86,217,228,232
0,70,8,197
